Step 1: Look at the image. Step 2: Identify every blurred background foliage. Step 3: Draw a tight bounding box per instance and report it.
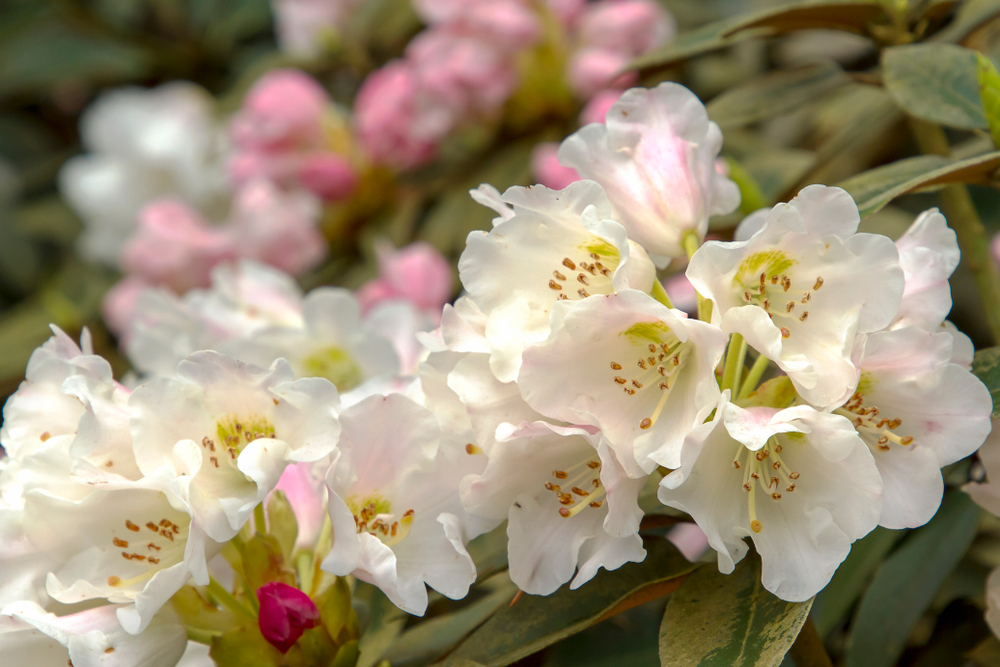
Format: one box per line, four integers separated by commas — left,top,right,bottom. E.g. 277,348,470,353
4,1,1000,665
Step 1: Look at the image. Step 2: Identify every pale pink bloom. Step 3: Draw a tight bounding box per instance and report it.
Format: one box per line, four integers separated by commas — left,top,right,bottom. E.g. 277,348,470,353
357,241,453,317
580,90,623,125
577,0,676,57
531,143,580,190
296,153,358,201
545,0,586,26
231,69,327,150
567,48,636,99
666,523,710,562
102,276,152,339
225,179,327,275
271,0,362,58
272,462,327,549
664,273,697,315
414,0,540,51
355,61,445,170
121,199,237,294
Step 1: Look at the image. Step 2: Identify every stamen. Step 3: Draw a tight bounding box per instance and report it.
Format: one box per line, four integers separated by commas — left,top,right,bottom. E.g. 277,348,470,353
611,361,622,370
549,280,562,290
813,277,824,290
799,311,809,322
614,376,626,384
577,274,589,285
553,270,566,281
780,327,791,339
563,258,576,269
465,444,483,455
639,418,652,429
786,301,795,312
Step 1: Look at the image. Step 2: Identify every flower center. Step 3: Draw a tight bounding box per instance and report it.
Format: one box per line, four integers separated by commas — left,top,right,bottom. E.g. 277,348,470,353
735,252,822,339
835,386,911,452
613,322,687,431
106,500,190,590
198,414,276,469
346,493,414,546
543,457,605,519
301,346,363,391
732,436,801,534
548,240,620,301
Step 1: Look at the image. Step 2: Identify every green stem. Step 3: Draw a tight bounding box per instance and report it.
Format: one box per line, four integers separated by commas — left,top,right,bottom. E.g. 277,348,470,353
207,577,256,621
254,503,267,535
682,232,712,322
788,616,834,667
650,279,674,308
737,353,770,400
909,118,1000,343
720,334,747,393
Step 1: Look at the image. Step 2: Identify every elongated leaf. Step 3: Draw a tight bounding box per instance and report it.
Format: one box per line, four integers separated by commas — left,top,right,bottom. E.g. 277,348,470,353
972,346,1000,419
811,527,905,637
659,556,812,667
978,53,1000,148
443,539,698,667
354,583,407,667
930,0,1000,45
845,491,981,667
708,62,851,128
883,44,988,130
632,2,886,72
837,151,1000,218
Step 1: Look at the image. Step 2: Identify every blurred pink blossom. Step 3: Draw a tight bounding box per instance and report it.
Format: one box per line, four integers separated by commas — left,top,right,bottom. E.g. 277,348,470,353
297,153,358,201
580,89,623,125
121,199,237,293
568,48,636,98
666,523,710,562
531,142,580,190
664,273,698,315
271,0,363,58
357,241,452,317
273,462,327,549
544,0,586,26
102,275,152,339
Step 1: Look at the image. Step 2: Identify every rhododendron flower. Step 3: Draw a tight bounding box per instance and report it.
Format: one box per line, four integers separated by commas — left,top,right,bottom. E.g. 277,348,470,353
579,90,623,125
356,241,453,318
659,396,882,602
0,601,187,666
321,394,482,615
461,180,656,382
518,289,725,474
531,143,581,190
128,351,341,543
836,327,991,529
687,185,905,409
889,208,960,332
257,582,320,653
558,83,740,265
270,0,363,58
461,421,645,594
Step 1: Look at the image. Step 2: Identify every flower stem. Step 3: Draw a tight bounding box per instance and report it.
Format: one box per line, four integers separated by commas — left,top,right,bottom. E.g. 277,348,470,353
650,279,674,308
207,577,256,621
737,353,770,400
682,231,712,322
788,616,834,667
721,334,747,393
254,503,267,535
909,118,1000,343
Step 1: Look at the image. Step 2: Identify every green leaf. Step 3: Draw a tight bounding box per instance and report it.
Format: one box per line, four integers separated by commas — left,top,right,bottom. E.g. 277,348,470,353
969,635,1000,667
811,527,905,637
708,62,851,129
882,43,988,130
972,346,1000,419
658,556,812,667
242,533,295,592
978,53,1000,148
383,574,517,666
845,491,981,667
210,623,284,667
725,158,769,215
837,151,1000,218
632,2,887,72
266,491,298,562
929,0,1000,45
317,577,358,645
170,585,242,640
354,583,407,667
13,196,81,246
466,522,509,584
442,539,698,667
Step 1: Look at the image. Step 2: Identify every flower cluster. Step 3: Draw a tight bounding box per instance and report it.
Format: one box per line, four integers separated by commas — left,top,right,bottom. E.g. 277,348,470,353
4,79,993,663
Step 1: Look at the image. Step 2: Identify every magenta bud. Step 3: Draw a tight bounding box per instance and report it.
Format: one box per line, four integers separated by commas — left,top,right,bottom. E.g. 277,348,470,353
257,582,320,654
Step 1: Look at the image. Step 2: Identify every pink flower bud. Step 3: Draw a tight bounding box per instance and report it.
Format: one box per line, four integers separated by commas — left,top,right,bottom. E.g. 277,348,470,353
578,0,676,57
272,463,327,548
460,2,541,51
357,241,452,315
121,199,237,293
579,89,623,125
531,142,580,190
231,69,328,150
297,153,359,201
567,48,636,98
545,0,586,26
257,582,320,654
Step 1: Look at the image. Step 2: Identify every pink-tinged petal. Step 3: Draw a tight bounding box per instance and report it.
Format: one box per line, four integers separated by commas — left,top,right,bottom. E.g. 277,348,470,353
531,143,581,190
579,90,623,126
102,276,151,339
231,69,328,150
296,153,358,202
258,582,320,654
577,0,676,56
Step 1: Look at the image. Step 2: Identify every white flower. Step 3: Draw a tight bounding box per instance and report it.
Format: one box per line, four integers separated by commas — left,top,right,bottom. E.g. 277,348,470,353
518,289,725,474
129,351,341,543
557,82,740,265
836,327,992,529
658,396,882,602
890,208,959,331
687,185,905,409
321,394,482,615
58,82,228,267
0,601,187,666
461,421,645,595
461,180,656,382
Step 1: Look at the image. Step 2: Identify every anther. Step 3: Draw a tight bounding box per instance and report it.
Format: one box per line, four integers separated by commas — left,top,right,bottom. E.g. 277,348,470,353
733,461,741,469
553,270,566,281
146,522,157,531
638,360,647,369
578,288,590,298
624,388,635,395
786,484,796,492
799,311,809,322
900,436,913,445
672,356,680,366
658,366,665,376
659,382,668,390
648,343,656,352
614,376,626,384
763,298,770,310
113,538,128,548
786,302,795,312
632,379,643,389
801,292,811,303
589,501,603,508
590,252,600,260
743,483,752,492
771,493,782,500
610,361,622,370
755,450,769,461
772,461,781,470
563,258,576,269
647,356,656,365
813,277,824,290
744,291,752,302
789,472,800,480
771,275,779,285
465,444,483,455
107,576,121,586
549,280,562,290
553,470,568,479
587,461,601,469
639,418,652,429
125,521,140,532
210,457,218,468
571,487,589,496
40,431,50,442
782,276,791,292
577,274,589,286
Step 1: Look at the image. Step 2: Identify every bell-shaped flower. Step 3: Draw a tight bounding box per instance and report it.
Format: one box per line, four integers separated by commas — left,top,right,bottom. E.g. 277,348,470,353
834,327,991,529
518,289,725,474
461,180,656,382
461,421,645,595
557,83,740,265
889,208,959,332
321,394,482,615
658,396,882,602
687,185,905,409
128,351,341,544
0,601,187,666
